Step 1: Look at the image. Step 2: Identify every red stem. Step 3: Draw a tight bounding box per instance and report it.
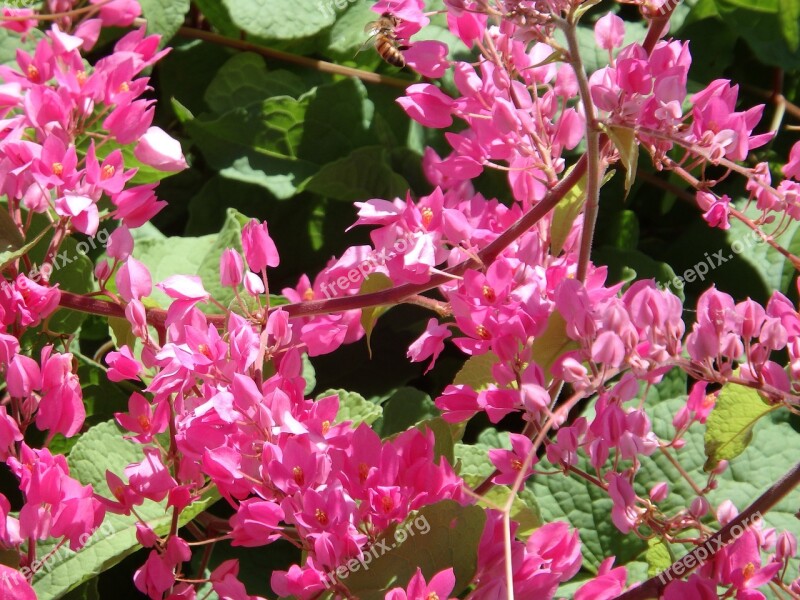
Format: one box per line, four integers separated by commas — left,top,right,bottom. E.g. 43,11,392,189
57,160,589,327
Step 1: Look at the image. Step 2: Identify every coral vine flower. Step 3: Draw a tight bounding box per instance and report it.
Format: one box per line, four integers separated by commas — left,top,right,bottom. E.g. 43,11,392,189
385,567,457,600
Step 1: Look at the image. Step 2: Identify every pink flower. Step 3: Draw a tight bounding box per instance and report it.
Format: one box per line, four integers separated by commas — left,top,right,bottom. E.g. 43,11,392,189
0,9,37,35
397,84,454,128
107,226,134,260
90,0,142,27
229,499,284,547
210,559,267,600
697,191,732,229
783,140,800,180
6,354,41,398
106,345,142,382
404,40,450,78
125,448,177,502
594,14,625,51
446,10,487,48
241,219,280,272
488,433,536,485
1,275,60,328
112,184,167,228
575,557,627,600
116,257,152,302
134,126,188,172
0,406,23,460
435,384,481,422
55,194,100,236
407,318,451,373
606,472,642,533
85,144,135,195
158,274,209,301
526,522,582,581
649,482,669,503
664,574,717,600
37,347,84,439
103,98,155,145
385,567,456,600
0,564,36,600
115,393,169,443
134,538,190,599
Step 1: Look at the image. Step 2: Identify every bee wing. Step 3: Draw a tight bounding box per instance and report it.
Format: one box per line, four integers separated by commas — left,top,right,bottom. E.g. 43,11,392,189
356,31,379,57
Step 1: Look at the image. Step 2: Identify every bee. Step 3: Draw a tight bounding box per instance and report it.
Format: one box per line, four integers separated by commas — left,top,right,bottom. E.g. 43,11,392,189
364,12,407,68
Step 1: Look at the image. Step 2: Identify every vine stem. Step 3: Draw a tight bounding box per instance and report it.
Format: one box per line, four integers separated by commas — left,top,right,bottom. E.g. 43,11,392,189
556,13,603,283
154,22,411,90
614,460,800,600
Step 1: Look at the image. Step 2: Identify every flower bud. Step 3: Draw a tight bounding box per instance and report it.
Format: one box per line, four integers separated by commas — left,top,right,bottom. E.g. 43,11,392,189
777,532,797,561
219,248,244,288
690,497,710,518
94,260,111,282
649,482,668,503
241,220,279,272
244,271,265,296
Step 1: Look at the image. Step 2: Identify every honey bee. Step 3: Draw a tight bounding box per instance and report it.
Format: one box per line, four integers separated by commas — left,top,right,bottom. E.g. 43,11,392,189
364,12,407,68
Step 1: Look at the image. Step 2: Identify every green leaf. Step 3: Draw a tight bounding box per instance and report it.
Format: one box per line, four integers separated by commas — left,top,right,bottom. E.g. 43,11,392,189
606,126,639,197
358,273,394,359
190,0,240,37
603,210,640,251
704,382,778,471
550,169,614,255
302,353,316,396
452,351,498,391
132,207,248,312
0,27,42,67
302,146,409,202
0,226,47,272
326,0,380,56
415,418,457,467
713,0,800,68
204,53,307,114
20,220,96,334
138,0,190,44
374,387,438,437
530,311,580,382
593,246,684,301
341,500,486,599
779,0,800,50
220,0,335,40
550,169,587,256
299,79,375,166
0,208,25,255
32,421,219,598
645,538,673,577
318,388,383,427
177,96,316,199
